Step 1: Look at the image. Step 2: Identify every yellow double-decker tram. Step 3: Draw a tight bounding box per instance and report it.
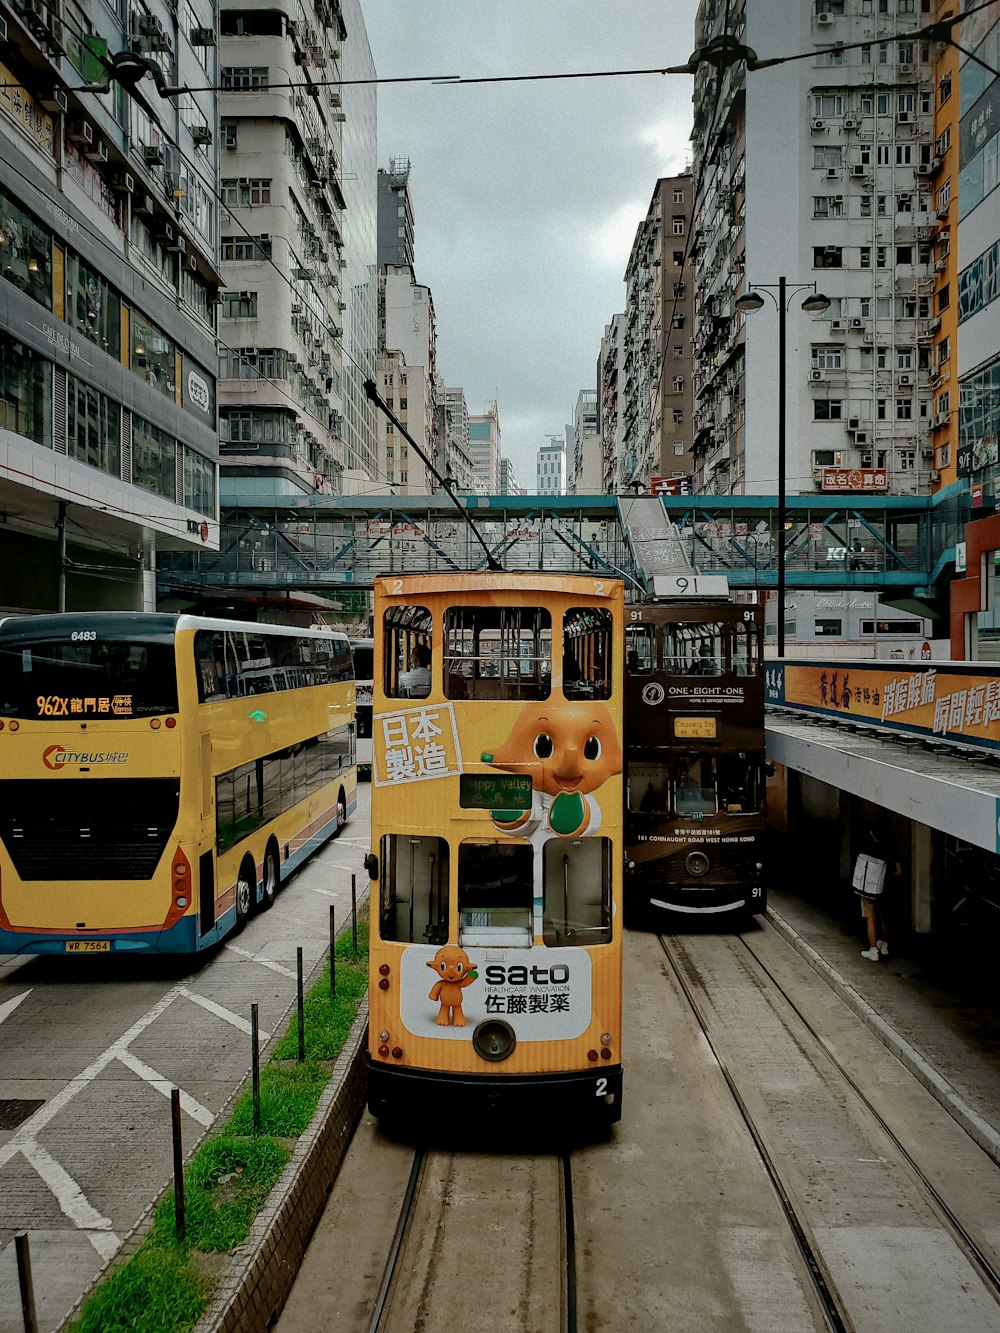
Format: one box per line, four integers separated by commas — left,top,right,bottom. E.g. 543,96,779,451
365,572,625,1129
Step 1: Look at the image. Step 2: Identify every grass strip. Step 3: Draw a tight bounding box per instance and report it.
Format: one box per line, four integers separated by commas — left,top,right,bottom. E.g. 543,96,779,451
69,917,369,1333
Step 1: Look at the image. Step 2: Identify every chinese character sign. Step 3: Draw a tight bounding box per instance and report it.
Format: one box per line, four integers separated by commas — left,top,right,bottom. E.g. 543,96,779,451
821,467,889,491
374,702,463,786
783,663,1000,749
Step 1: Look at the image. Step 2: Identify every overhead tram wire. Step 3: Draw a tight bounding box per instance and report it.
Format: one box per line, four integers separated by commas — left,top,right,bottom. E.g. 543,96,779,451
362,379,504,572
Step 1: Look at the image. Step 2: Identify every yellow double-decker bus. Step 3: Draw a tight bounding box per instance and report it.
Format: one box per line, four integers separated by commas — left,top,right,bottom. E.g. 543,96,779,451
365,573,624,1128
0,612,356,956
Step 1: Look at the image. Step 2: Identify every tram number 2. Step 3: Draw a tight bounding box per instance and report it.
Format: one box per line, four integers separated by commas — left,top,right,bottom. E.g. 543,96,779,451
595,1077,608,1097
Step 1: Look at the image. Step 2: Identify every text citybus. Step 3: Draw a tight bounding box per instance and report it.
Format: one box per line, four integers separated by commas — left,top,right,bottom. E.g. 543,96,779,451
0,612,356,955
365,573,624,1129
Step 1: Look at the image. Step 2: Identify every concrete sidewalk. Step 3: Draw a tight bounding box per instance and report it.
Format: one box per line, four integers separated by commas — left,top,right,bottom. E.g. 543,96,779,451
766,885,1000,1163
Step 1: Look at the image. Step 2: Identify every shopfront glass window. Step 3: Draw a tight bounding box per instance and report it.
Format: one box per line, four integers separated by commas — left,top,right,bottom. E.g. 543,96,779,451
133,416,177,500
65,251,120,356
183,446,217,517
0,192,51,309
131,311,176,399
0,334,50,445
67,376,120,476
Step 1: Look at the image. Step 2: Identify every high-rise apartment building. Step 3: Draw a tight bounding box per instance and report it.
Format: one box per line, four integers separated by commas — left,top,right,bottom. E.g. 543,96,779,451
437,383,475,493
217,0,377,502
469,400,501,493
377,158,414,269
570,390,602,491
377,263,437,492
691,0,943,500
599,313,626,491
536,435,566,495
0,0,222,614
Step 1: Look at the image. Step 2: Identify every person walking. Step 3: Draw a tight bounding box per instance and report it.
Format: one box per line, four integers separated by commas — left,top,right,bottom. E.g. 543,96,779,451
854,824,900,961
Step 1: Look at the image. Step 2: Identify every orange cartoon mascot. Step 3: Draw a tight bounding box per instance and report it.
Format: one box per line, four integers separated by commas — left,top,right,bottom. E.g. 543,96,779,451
427,945,478,1026
481,700,622,838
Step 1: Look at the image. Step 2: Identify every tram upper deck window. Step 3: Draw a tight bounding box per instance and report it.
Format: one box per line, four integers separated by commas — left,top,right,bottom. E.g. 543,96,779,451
731,620,760,677
563,607,612,699
665,622,725,676
673,754,718,816
543,838,612,946
444,606,551,701
625,623,656,674
458,841,533,946
378,834,449,945
383,605,433,698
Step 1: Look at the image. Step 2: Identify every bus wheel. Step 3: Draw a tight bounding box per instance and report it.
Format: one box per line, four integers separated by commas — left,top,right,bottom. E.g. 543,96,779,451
260,843,280,911
235,857,255,926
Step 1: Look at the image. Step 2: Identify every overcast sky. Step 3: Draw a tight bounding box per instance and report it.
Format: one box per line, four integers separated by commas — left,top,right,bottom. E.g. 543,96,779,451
362,1,701,486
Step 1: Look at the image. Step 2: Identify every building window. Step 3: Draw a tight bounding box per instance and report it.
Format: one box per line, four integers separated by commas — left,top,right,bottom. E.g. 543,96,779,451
814,146,843,167
65,251,120,356
813,195,845,218
814,246,843,267
898,448,916,470
896,398,913,419
815,619,843,636
183,446,217,517
814,400,843,420
672,217,685,235
221,66,269,89
0,190,52,310
68,376,120,477
221,121,237,149
897,348,913,369
221,235,272,261
672,188,684,203
672,441,685,455
222,290,258,318
0,333,50,445
131,312,176,399
220,178,272,206
940,73,952,105
813,345,843,369
132,417,177,500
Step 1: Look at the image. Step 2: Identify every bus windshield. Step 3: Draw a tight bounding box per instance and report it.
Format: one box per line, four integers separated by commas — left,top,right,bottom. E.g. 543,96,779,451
0,628,179,718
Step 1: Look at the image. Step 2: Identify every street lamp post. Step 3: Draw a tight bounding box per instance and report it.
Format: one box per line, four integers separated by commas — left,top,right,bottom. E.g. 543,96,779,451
735,278,831,656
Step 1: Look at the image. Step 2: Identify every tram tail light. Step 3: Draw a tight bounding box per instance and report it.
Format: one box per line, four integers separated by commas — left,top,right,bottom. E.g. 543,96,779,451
378,962,391,990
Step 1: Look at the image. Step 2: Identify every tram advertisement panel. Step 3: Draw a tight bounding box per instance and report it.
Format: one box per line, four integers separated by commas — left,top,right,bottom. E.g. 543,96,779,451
774,661,1000,750
399,944,592,1041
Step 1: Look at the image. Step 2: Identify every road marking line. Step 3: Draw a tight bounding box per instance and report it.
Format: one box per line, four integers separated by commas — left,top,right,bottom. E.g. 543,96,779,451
0,989,31,1025
88,1230,121,1261
115,1051,215,1127
0,986,183,1166
178,986,270,1038
309,885,338,898
224,943,297,978
20,1142,114,1231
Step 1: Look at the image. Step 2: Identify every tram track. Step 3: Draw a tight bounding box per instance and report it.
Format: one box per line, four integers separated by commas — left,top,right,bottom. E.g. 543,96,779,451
658,921,1000,1331
366,1144,578,1333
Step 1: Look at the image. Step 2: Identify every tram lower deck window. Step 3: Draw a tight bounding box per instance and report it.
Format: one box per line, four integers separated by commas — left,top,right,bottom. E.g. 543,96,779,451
378,834,449,944
543,838,612,946
458,841,533,946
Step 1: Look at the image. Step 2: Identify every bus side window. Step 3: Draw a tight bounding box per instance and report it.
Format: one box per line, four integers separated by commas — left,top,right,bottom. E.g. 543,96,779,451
379,834,449,944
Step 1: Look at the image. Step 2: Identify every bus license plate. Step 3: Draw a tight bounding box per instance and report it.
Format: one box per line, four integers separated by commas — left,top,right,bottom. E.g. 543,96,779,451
66,940,110,952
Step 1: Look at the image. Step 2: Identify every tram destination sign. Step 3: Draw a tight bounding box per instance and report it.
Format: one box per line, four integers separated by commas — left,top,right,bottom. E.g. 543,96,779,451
460,773,533,811
674,716,717,739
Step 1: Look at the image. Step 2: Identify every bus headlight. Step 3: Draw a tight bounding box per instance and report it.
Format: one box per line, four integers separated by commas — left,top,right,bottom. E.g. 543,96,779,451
472,1019,516,1063
686,850,710,878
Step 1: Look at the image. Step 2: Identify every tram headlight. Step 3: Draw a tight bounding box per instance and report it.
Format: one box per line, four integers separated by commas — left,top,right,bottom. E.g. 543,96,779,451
601,1033,612,1046
378,1030,389,1042
686,850,710,878
472,1019,516,1063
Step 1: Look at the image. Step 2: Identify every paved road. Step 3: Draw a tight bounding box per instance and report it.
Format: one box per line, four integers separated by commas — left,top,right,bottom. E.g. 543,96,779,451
0,785,372,1333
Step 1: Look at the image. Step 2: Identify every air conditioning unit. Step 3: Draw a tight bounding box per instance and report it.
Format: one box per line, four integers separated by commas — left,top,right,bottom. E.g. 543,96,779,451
850,317,864,328
851,164,867,177
159,222,174,242
897,111,912,124
67,119,93,147
899,373,912,385
930,470,941,482
134,193,155,215
295,267,315,281
934,258,946,273
931,155,942,171
192,125,212,146
916,163,933,175
188,254,198,271
811,119,826,130
830,319,845,330
825,167,838,179
191,25,215,45
848,417,861,430
138,14,164,37
810,368,824,380
111,171,135,194
39,88,68,114
898,63,914,76
939,229,950,242
291,302,303,314
922,447,933,458
817,11,833,24
843,117,858,129
143,143,165,165
84,139,108,164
